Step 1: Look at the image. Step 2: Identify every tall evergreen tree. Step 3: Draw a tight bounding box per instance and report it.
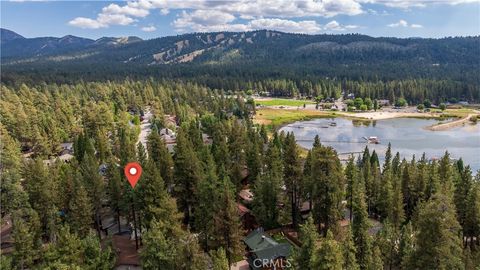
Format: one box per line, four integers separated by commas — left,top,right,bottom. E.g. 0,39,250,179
345,156,357,223
174,128,204,227
12,214,38,270
209,248,229,270
311,231,343,270
294,216,318,270
67,179,93,237
342,226,360,270
213,177,244,266
464,181,480,250
408,193,464,269
141,219,177,270
310,145,344,235
146,130,174,186
352,173,372,270
283,132,303,228
80,142,104,239
252,142,282,229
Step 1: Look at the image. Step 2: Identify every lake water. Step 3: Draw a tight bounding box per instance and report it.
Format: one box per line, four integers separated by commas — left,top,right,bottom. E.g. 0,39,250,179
280,117,480,172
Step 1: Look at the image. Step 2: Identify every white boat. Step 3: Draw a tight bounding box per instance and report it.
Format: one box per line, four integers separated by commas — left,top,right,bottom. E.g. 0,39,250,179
363,136,380,144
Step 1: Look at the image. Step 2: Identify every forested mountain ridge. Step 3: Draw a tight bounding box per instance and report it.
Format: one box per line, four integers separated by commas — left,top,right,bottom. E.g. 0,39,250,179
0,28,143,59
2,28,479,88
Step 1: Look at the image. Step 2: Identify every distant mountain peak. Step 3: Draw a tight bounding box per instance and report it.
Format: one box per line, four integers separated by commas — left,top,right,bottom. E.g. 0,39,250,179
94,36,143,46
1,28,25,43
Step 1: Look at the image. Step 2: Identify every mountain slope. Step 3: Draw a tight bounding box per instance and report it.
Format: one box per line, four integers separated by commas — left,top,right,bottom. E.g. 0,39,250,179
1,28,25,43
1,29,479,85
0,28,143,59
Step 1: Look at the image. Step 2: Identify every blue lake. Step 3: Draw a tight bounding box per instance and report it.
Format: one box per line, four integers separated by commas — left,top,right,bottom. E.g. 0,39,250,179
280,117,480,172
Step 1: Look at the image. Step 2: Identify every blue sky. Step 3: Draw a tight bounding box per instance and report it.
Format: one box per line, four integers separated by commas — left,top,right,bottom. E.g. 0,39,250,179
1,0,479,40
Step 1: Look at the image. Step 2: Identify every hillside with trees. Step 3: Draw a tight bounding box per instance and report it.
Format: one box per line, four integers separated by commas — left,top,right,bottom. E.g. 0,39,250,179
1,81,479,269
1,29,479,104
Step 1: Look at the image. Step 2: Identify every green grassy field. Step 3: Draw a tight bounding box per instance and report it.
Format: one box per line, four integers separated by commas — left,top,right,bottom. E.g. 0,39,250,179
254,108,333,130
255,98,315,107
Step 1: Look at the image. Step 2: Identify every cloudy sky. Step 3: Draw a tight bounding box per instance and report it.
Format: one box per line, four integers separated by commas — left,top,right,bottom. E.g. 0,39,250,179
1,0,479,39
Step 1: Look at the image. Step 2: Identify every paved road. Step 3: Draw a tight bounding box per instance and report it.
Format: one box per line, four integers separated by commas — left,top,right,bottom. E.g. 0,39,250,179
136,107,152,153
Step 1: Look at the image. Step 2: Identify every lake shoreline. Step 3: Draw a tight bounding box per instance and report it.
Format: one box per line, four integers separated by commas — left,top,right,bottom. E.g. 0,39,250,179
255,107,479,132
279,117,480,171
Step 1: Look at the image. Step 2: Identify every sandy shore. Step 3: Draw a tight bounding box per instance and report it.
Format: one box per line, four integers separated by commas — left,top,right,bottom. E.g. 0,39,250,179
259,105,479,131
427,114,474,131
266,106,440,120
340,111,438,120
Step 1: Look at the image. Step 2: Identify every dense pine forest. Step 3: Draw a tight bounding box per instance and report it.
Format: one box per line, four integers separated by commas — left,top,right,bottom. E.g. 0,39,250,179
1,80,479,269
2,29,480,104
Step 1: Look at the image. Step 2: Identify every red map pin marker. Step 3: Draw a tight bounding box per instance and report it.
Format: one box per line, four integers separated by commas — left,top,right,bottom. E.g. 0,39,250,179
124,162,142,188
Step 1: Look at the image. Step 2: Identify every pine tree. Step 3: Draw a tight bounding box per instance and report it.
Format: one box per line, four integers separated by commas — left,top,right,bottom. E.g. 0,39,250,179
106,161,124,234
139,160,183,234
303,150,313,213
227,120,247,188
68,179,93,237
310,145,344,235
342,226,360,270
174,128,204,227
454,165,473,244
209,248,229,270
311,231,343,270
369,243,384,270
146,130,174,186
377,221,398,270
252,142,282,229
175,234,208,270
246,127,263,183
195,152,220,250
283,132,302,228
352,174,372,270
43,225,83,267
23,158,58,241
80,143,104,239
294,216,319,270
0,124,27,214
378,167,393,220
464,182,480,250
389,172,405,229
137,142,147,165
82,235,115,270
345,156,357,223
141,219,177,270
408,193,464,269
12,214,37,270
383,143,392,172
213,177,244,266
398,222,414,269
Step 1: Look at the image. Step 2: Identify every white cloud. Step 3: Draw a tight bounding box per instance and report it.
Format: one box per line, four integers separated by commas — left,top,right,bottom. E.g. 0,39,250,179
345,24,360,29
359,0,479,9
388,19,409,27
69,0,365,30
160,8,170,15
68,0,467,31
68,17,106,29
324,20,343,31
249,18,323,34
97,14,136,26
141,25,157,32
172,11,359,34
102,3,150,17
323,20,360,31
175,10,236,28
387,19,423,28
